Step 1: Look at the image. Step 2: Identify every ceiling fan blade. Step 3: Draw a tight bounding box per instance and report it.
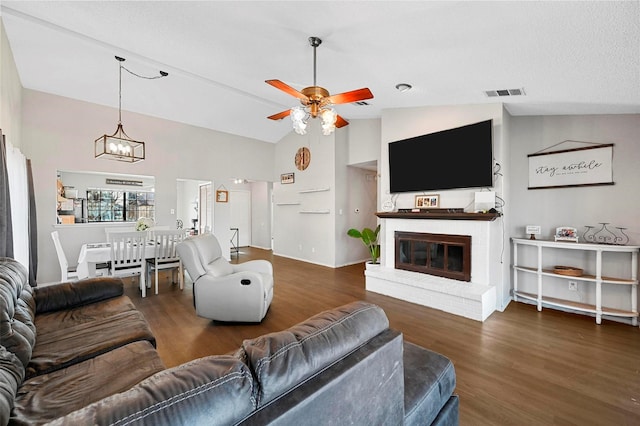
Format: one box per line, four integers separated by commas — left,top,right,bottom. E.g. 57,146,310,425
266,80,309,102
326,88,374,105
335,115,349,128
267,109,292,121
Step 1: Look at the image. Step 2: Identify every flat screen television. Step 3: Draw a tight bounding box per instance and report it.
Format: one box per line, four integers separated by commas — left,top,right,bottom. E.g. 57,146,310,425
388,119,493,193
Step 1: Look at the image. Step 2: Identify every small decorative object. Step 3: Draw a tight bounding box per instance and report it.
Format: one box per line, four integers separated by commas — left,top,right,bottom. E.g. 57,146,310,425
553,265,583,276
554,227,578,242
526,225,541,240
381,198,396,212
281,172,295,184
135,217,154,231
594,222,616,244
415,194,439,209
216,190,229,203
295,147,311,171
347,225,381,265
583,225,595,243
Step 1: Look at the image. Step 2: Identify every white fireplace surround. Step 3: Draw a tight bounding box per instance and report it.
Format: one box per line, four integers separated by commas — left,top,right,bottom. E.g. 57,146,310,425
365,217,500,321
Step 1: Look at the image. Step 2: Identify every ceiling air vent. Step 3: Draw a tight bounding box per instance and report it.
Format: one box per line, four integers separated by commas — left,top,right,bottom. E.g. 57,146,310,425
484,88,526,97
354,101,371,106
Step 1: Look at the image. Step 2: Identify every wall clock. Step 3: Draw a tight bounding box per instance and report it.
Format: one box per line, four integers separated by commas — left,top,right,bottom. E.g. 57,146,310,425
295,147,311,171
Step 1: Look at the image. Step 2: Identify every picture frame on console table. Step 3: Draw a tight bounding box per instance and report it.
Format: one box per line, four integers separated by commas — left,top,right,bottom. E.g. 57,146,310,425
415,194,439,209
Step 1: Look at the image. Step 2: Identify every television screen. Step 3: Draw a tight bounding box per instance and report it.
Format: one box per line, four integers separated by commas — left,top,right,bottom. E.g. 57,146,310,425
388,120,493,193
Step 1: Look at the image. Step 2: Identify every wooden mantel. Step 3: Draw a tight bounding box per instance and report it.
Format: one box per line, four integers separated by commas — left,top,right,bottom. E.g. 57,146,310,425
376,211,500,221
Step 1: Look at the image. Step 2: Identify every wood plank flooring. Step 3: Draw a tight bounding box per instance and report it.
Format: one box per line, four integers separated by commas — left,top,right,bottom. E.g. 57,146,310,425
125,247,640,425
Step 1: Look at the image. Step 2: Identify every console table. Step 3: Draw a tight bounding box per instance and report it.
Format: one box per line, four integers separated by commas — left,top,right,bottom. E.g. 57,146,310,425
512,238,639,326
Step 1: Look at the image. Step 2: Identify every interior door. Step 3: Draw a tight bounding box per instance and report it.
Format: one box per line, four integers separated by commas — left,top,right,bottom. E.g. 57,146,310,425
230,190,251,247
198,183,212,234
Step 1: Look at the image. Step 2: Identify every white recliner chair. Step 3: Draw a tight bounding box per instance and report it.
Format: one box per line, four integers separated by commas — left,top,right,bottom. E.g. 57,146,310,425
176,233,274,322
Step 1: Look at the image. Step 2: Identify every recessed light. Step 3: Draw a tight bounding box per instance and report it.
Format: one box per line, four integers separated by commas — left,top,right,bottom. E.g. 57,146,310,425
395,83,412,92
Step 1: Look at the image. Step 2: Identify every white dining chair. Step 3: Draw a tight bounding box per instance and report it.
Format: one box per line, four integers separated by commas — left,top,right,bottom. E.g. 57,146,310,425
108,231,148,297
147,230,185,295
51,231,79,282
51,231,110,282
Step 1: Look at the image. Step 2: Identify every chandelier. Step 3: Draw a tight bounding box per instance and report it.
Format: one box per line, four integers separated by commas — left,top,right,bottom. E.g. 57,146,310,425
94,56,167,162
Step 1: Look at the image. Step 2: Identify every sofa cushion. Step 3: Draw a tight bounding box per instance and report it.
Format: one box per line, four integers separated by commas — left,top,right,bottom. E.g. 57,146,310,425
34,294,138,337
0,346,24,426
403,341,457,426
0,259,36,370
177,239,207,281
33,277,124,314
192,234,222,265
240,301,390,406
27,304,156,379
10,341,164,426
237,329,405,426
207,257,234,277
48,356,255,426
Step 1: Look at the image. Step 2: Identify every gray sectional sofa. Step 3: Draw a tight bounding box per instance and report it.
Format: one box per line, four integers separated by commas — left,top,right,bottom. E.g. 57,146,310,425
0,257,458,425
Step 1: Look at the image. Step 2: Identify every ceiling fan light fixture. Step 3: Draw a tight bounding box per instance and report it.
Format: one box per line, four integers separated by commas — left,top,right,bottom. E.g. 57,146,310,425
320,107,337,135
291,106,308,135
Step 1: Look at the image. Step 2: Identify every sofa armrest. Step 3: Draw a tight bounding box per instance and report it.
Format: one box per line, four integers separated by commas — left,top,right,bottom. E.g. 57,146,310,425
47,356,255,426
34,277,124,314
232,259,273,276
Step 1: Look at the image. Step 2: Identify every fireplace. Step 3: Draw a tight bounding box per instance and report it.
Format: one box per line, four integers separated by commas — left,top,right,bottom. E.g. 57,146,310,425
395,232,471,281
365,212,500,322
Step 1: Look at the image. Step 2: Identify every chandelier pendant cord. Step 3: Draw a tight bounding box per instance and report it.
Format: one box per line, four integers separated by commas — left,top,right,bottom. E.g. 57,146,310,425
114,56,168,132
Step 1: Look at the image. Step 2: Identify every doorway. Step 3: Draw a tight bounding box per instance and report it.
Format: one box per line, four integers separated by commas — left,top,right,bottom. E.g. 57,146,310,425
230,190,251,247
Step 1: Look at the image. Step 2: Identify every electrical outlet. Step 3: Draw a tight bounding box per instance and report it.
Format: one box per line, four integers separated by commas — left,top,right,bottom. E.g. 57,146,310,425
568,281,578,291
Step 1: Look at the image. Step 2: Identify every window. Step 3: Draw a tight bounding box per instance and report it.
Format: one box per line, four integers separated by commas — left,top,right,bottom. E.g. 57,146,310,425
86,189,154,223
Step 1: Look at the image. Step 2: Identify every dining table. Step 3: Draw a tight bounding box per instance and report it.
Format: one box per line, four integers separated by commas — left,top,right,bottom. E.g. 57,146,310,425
76,241,157,279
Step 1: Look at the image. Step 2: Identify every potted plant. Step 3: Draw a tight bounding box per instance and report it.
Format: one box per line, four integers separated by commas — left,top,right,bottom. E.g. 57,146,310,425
347,224,381,265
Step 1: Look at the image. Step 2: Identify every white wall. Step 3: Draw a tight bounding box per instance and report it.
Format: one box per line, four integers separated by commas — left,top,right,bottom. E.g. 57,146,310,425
508,114,640,316
21,89,275,283
348,118,381,167
272,119,336,266
0,21,22,148
250,181,272,250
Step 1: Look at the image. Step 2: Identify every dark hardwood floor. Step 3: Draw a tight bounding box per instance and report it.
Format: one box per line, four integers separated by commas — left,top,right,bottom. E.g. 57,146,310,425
125,247,640,425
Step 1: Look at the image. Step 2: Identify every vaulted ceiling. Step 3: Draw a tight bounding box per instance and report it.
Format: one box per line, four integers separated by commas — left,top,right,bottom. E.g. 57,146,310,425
2,1,639,143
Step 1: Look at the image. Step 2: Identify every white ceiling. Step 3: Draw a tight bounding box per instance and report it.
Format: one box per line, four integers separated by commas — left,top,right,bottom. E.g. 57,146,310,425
2,1,639,143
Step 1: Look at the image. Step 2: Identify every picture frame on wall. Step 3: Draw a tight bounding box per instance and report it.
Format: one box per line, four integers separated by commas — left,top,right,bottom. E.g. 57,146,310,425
281,172,295,184
415,194,439,209
216,189,229,203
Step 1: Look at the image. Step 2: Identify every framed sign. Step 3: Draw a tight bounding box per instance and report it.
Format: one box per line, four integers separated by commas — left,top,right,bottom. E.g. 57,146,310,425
528,143,614,189
415,194,439,209
216,189,228,203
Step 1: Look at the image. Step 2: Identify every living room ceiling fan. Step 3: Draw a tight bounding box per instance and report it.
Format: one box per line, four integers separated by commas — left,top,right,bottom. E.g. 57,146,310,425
266,36,374,135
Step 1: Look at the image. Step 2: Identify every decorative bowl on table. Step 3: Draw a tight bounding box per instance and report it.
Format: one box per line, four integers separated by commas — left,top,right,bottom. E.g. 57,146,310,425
553,265,583,276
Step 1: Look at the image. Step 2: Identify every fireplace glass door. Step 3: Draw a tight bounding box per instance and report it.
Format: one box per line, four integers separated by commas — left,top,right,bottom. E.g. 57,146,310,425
395,232,471,281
